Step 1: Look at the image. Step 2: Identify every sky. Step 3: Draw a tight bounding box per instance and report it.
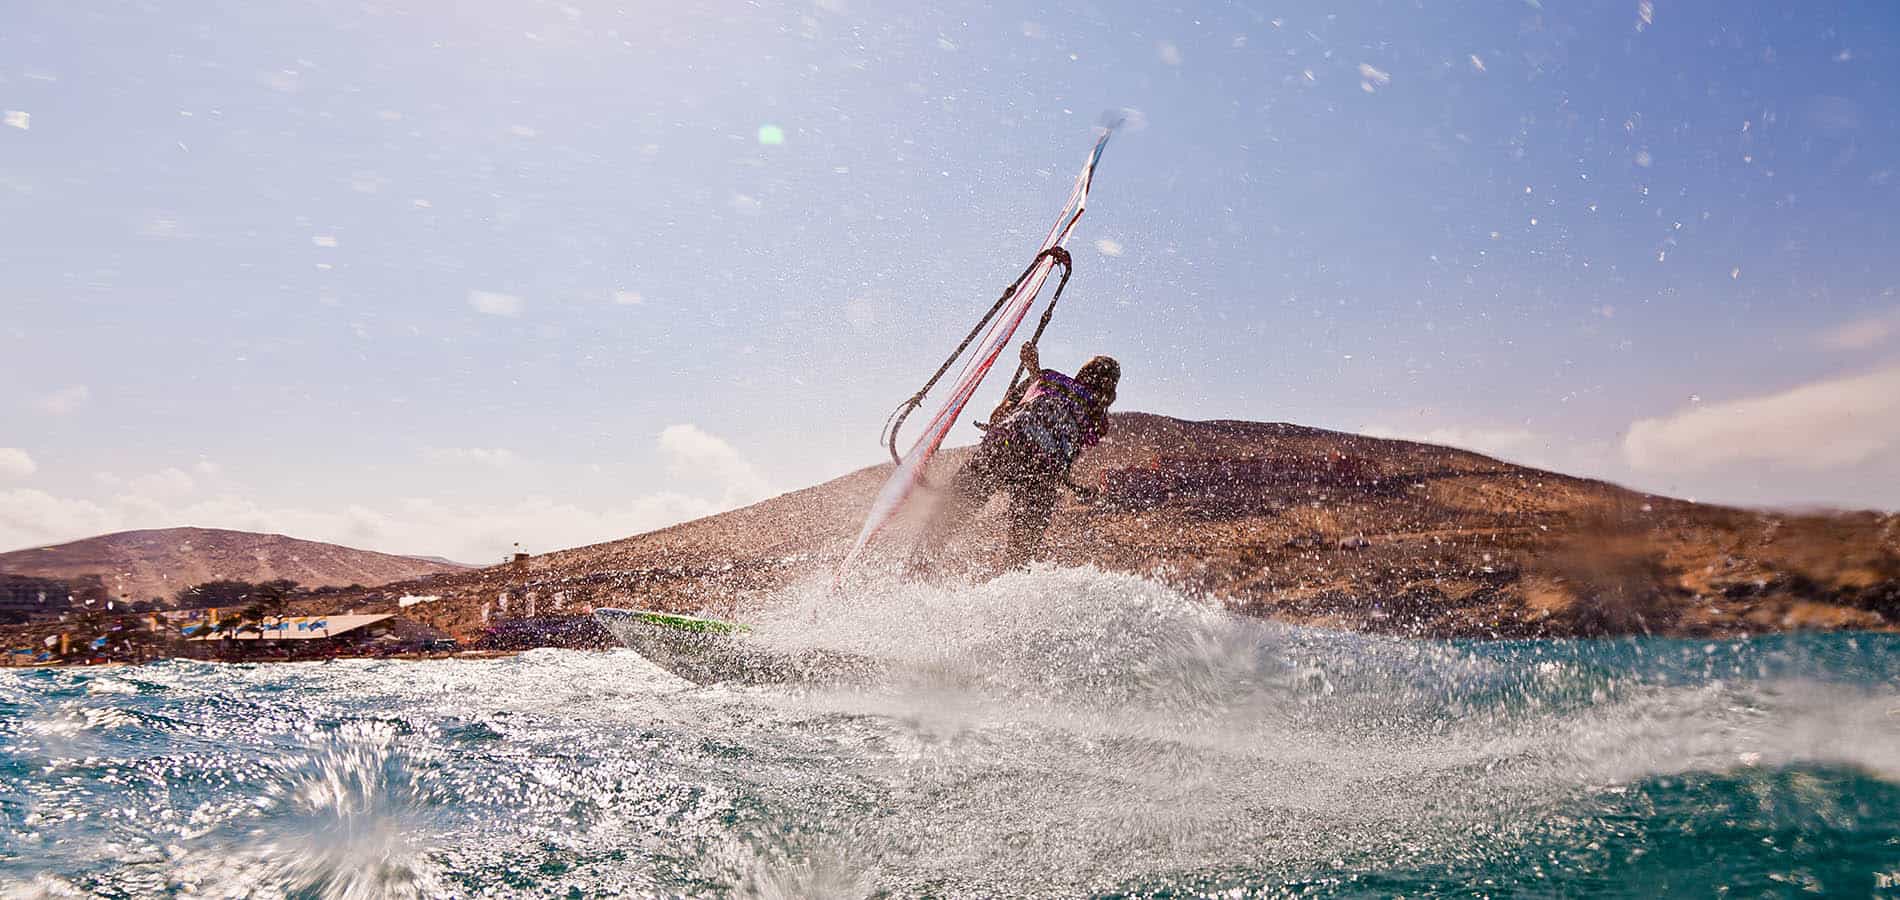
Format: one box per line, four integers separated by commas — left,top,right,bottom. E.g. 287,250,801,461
2,0,1897,563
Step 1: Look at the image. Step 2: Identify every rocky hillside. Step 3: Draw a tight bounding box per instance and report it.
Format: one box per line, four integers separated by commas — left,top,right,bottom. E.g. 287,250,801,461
0,527,470,602
313,413,1899,640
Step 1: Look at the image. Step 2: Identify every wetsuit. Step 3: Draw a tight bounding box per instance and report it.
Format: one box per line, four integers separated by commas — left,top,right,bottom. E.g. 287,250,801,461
927,369,1108,567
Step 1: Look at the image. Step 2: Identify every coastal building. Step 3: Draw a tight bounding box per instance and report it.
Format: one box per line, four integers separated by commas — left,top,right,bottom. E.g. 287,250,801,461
0,574,76,624
183,613,449,658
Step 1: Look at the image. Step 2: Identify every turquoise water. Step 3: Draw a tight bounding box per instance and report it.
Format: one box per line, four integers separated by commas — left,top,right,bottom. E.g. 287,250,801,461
2,569,1896,898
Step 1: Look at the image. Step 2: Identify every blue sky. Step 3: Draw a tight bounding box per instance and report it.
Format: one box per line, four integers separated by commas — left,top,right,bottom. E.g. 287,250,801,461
3,0,1897,562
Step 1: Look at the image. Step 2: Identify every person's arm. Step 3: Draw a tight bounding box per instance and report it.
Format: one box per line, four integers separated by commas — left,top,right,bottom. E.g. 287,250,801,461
1017,342,1040,374
986,343,1042,423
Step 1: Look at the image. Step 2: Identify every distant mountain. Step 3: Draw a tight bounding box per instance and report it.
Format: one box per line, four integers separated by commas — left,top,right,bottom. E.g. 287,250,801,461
0,527,474,602
337,412,1899,641
402,555,480,569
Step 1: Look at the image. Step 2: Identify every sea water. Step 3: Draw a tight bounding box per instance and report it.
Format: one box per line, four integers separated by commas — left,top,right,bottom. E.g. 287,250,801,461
2,567,1896,898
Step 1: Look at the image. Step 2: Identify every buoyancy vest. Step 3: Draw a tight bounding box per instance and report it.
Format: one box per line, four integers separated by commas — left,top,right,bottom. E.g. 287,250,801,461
992,369,1107,469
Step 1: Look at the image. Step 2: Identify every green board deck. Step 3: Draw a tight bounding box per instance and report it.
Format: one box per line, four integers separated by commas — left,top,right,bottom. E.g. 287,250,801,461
594,607,872,686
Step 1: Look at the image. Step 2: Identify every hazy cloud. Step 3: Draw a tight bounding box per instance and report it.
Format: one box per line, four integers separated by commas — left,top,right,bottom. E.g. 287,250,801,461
613,289,644,306
659,424,773,507
3,111,29,131
1157,41,1182,66
0,487,725,566
1094,238,1125,257
1360,421,1619,478
1361,423,1541,463
125,467,196,502
34,385,90,415
0,426,774,563
1818,306,1900,351
0,489,119,551
0,449,35,480
137,214,189,240
260,69,301,93
1624,364,1900,472
422,447,520,467
843,296,878,332
468,290,523,317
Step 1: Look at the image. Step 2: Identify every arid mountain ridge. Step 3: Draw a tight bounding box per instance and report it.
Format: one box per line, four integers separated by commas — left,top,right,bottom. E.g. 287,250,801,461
0,526,470,603
311,412,1900,641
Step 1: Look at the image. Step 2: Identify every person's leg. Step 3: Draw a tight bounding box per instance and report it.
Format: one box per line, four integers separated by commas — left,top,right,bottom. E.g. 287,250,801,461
1003,478,1059,570
909,451,1000,574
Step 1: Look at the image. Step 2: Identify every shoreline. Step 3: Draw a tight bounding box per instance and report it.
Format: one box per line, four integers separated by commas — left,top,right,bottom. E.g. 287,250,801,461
0,648,523,670
9,622,1899,672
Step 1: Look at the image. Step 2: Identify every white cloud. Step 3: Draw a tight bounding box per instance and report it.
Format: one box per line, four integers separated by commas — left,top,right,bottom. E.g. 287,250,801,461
34,385,90,415
0,488,119,550
1818,306,1900,351
730,193,763,214
125,467,195,501
0,449,35,480
658,424,773,507
613,289,644,306
3,110,29,131
1094,238,1124,257
1624,363,1900,472
422,447,519,467
1359,421,1623,480
467,290,523,317
1361,423,1541,462
312,234,338,248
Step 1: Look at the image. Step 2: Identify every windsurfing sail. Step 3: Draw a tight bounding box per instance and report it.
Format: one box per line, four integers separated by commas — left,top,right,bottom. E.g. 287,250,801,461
838,126,1117,578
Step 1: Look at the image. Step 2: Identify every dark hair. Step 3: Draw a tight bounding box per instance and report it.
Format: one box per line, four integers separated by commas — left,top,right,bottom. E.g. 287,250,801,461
1076,355,1120,406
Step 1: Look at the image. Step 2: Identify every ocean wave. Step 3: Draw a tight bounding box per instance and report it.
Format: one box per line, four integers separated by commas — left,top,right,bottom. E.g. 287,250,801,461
3,567,1896,896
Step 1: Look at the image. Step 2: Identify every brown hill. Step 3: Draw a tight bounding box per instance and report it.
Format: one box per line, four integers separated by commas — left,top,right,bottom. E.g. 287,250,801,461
319,412,1900,641
0,527,471,602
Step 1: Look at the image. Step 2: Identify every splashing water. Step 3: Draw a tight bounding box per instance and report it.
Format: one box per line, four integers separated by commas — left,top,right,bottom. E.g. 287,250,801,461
3,568,1897,896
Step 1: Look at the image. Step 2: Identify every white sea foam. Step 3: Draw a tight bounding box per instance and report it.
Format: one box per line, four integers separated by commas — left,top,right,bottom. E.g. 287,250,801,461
1,567,1895,895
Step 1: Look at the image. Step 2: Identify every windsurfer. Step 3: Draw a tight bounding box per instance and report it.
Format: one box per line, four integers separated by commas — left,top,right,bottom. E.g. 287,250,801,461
912,343,1121,573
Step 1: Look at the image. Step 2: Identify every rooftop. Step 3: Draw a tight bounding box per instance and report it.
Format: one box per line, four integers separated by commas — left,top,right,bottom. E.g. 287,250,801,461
185,613,393,641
